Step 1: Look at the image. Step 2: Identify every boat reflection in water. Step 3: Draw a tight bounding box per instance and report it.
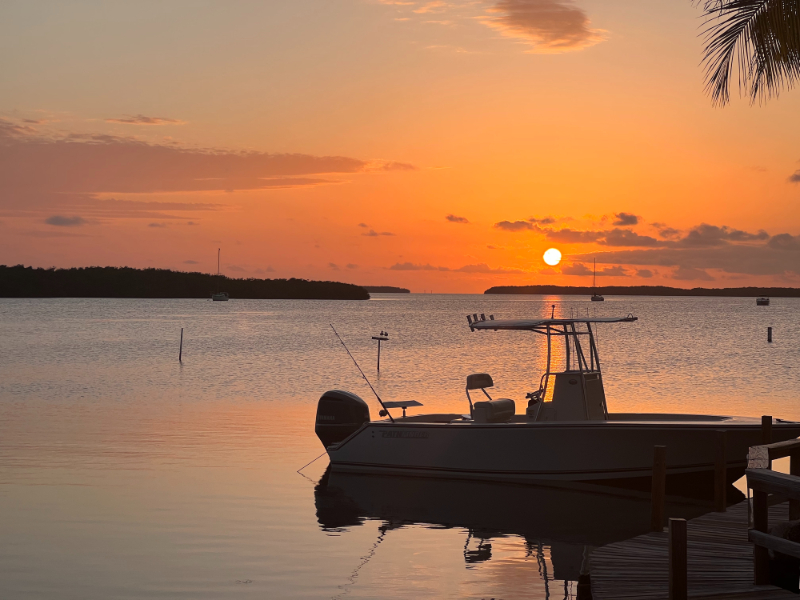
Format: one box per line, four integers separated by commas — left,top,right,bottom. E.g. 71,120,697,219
315,467,743,595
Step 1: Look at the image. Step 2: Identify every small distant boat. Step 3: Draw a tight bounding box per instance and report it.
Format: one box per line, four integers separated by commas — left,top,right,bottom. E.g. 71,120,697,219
757,297,770,306
212,248,229,301
591,259,604,302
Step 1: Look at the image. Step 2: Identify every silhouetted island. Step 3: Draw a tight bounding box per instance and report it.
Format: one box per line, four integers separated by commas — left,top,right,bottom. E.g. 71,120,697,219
0,265,370,300
484,285,800,297
362,286,410,293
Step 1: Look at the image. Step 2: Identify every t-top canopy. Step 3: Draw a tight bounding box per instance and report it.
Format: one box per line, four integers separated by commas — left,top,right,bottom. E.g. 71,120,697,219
469,315,637,332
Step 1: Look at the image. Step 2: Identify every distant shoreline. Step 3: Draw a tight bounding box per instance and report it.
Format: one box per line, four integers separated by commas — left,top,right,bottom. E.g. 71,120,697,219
0,265,370,300
484,285,800,297
362,286,410,293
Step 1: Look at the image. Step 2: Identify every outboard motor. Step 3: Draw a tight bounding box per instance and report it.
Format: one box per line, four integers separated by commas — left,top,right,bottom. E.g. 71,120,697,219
315,390,370,449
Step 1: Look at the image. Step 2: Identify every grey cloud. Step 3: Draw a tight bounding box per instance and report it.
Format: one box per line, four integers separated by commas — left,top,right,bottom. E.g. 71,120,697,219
45,215,87,226
678,224,768,247
561,263,592,276
598,266,629,277
657,227,681,240
228,265,246,272
672,266,714,281
789,170,800,183
358,223,369,228
148,222,167,228
636,269,654,278
388,262,523,274
362,229,395,237
545,228,602,243
612,212,639,226
455,263,524,274
389,262,444,271
446,214,469,223
328,263,340,270
768,233,800,250
346,263,359,269
483,0,605,53
598,229,660,247
529,216,556,224
495,220,534,232
184,260,199,264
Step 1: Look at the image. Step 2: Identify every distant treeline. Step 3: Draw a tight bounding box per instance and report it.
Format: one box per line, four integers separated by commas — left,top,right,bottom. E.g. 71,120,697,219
0,265,370,300
484,285,800,297
362,286,410,293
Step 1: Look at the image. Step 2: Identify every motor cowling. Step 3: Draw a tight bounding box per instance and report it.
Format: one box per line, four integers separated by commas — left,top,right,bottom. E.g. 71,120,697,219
315,390,370,449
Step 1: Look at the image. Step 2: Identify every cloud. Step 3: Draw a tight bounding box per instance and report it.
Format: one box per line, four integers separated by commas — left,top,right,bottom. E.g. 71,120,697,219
388,261,523,274
598,265,628,277
44,215,87,226
487,244,502,250
482,0,605,53
148,222,167,228
544,227,602,243
358,223,369,228
768,233,800,250
561,262,592,276
413,1,448,14
362,229,395,237
346,263,359,269
228,265,246,272
657,227,681,240
255,266,276,274
529,216,556,224
446,214,469,223
672,266,714,281
184,260,199,264
677,224,768,247
612,212,639,226
789,170,800,183
106,114,185,125
597,229,660,247
0,119,416,210
636,269,654,278
495,220,534,232
328,262,340,270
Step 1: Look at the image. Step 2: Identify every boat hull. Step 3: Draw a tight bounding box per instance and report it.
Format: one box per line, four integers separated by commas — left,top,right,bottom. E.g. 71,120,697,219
327,415,800,488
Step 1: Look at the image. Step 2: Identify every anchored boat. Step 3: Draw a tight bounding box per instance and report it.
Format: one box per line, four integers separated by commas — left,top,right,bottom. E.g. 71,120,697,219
315,314,800,488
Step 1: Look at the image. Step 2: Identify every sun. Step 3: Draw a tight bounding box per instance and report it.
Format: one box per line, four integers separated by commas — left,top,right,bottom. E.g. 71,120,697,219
543,248,562,266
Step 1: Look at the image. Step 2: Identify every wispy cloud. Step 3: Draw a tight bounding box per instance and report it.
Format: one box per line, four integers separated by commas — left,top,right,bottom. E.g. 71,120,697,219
388,261,524,273
612,212,639,226
446,214,469,223
106,114,185,125
362,229,395,237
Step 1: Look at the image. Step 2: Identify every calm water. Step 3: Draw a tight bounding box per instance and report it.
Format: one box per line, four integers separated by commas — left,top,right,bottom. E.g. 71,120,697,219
2,294,799,599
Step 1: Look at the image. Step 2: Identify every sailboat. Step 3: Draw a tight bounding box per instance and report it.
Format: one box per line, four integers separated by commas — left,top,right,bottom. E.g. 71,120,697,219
211,248,229,301
591,258,604,302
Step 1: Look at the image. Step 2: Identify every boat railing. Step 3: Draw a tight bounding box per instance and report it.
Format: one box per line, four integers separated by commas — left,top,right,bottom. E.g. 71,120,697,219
746,434,800,584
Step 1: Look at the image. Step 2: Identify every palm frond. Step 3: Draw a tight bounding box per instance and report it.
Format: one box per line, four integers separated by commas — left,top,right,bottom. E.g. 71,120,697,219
698,0,800,106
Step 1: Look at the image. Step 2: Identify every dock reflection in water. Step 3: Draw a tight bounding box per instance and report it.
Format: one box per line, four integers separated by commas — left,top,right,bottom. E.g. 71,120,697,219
315,467,742,595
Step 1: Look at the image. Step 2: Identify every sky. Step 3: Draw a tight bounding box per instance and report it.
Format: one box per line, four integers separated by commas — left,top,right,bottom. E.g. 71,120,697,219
2,0,800,292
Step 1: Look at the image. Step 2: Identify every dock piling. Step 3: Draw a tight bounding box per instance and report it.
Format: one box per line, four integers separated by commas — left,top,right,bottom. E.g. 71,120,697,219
762,415,772,446
372,331,389,372
669,518,688,600
179,328,183,363
714,430,727,512
768,326,773,342
651,445,667,532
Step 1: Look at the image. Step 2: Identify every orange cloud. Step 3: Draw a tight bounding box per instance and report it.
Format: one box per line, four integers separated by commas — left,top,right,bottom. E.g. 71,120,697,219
106,114,185,125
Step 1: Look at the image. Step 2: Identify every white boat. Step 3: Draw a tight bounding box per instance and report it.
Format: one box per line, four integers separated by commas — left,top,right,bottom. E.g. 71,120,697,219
590,258,604,301
211,248,229,301
315,314,800,488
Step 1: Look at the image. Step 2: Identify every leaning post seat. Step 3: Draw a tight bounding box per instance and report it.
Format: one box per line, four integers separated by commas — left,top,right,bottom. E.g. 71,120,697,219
472,398,516,423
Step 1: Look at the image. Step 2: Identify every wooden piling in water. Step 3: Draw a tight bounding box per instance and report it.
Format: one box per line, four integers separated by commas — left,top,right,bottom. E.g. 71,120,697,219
768,326,773,342
669,518,687,600
179,328,183,363
714,429,727,512
651,445,666,532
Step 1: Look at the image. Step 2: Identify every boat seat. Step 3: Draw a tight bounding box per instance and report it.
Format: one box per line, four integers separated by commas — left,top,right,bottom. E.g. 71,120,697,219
472,398,515,423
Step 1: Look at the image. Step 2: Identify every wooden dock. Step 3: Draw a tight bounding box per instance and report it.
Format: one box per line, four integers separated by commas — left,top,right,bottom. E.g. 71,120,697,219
589,500,796,599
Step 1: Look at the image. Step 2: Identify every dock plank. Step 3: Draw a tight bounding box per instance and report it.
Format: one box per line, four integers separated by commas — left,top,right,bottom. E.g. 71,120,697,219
590,500,796,599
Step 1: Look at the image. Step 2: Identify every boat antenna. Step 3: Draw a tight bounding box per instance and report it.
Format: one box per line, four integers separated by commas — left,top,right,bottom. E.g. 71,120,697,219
217,248,221,276
593,258,596,291
330,324,395,422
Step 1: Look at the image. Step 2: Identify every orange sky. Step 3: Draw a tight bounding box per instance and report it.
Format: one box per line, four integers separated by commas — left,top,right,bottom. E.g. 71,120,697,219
2,0,800,292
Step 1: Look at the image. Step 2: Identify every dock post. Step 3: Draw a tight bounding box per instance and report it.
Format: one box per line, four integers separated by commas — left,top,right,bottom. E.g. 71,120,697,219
372,332,389,372
761,415,772,446
714,430,727,512
753,488,770,584
651,445,667,532
792,450,800,520
669,518,687,600
179,328,183,363
768,326,773,342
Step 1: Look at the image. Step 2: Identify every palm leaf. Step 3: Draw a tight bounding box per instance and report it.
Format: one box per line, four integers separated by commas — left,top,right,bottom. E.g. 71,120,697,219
699,0,800,105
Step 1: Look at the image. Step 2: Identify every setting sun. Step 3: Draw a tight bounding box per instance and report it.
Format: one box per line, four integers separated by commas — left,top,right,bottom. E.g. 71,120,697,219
543,248,562,266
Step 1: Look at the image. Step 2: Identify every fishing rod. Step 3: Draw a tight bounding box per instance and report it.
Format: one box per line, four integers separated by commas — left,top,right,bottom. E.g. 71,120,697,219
330,324,395,423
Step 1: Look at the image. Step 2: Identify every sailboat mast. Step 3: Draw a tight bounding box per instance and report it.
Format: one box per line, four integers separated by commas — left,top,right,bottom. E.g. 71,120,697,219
217,248,220,276
593,258,596,290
